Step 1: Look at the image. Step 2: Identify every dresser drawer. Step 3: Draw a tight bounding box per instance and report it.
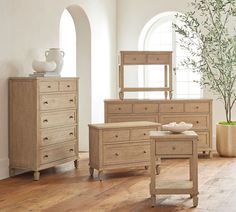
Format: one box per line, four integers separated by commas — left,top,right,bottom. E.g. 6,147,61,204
185,102,210,113
197,132,209,149
39,81,59,93
104,143,150,165
123,54,146,64
159,115,209,130
107,104,132,114
133,103,158,113
130,128,157,140
59,80,77,91
107,115,157,123
103,130,129,143
155,141,192,155
40,94,77,110
159,103,184,113
40,143,76,165
40,110,77,128
40,126,77,146
147,54,170,64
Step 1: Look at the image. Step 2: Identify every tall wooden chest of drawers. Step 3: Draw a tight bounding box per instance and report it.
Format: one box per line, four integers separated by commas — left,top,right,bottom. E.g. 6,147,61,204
9,77,79,180
104,99,213,157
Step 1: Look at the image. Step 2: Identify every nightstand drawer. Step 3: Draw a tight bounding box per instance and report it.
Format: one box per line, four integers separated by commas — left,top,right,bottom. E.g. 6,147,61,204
103,130,129,143
185,102,210,113
59,80,77,91
40,94,76,110
147,54,170,64
133,103,158,113
40,110,77,128
39,81,59,93
40,143,76,164
104,143,150,165
155,141,192,155
40,126,77,146
130,128,156,140
123,54,146,64
159,103,184,113
107,104,132,114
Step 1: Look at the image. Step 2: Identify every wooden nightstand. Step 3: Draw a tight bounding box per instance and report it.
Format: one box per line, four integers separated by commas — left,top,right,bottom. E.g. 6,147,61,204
149,131,199,207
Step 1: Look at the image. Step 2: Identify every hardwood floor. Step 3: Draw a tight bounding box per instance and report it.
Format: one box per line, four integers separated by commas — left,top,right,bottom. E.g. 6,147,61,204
1,153,236,212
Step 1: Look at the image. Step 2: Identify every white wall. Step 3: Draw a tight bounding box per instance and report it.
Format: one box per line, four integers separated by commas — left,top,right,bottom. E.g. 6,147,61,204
0,0,116,179
117,0,236,149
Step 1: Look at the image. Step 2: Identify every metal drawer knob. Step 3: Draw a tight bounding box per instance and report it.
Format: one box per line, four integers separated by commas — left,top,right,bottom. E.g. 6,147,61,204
118,107,121,110
144,107,148,110
69,116,74,119
69,132,74,136
196,106,199,109
43,137,49,141
196,121,199,124
143,133,146,136
43,101,48,104
115,135,119,138
172,146,176,150
133,58,137,60
69,99,74,102
170,106,174,109
67,85,70,88
143,150,147,153
69,149,74,152
115,153,119,156
156,57,159,60
43,119,48,123
47,85,51,88
44,155,48,158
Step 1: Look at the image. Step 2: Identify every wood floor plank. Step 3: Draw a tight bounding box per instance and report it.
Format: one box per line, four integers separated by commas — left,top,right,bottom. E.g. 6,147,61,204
0,153,236,212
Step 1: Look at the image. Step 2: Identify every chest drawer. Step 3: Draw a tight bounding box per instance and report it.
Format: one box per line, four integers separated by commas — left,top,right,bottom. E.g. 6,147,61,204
40,94,77,110
107,115,157,123
123,54,146,64
40,143,76,165
155,141,192,155
40,110,77,128
39,81,59,93
147,54,170,64
59,80,77,91
159,115,209,129
197,132,209,149
130,128,157,141
133,103,158,113
185,102,210,113
107,104,132,114
40,126,77,146
159,103,184,113
103,130,129,143
104,143,150,165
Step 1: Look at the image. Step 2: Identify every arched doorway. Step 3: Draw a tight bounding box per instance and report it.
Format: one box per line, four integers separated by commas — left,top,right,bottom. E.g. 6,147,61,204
60,5,91,151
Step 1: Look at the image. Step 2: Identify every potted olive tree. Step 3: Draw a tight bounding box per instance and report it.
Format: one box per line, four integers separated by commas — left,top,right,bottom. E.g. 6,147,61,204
174,0,236,156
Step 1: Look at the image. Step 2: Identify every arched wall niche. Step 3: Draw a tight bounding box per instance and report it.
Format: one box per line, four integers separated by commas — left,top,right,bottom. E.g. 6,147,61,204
61,5,91,151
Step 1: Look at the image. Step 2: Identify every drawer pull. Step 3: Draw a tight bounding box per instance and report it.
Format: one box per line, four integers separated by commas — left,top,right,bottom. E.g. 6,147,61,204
115,135,119,138
172,146,176,150
143,133,147,136
156,57,159,60
196,106,199,109
118,107,121,110
170,106,174,109
43,154,49,158
69,149,74,152
43,137,49,141
115,153,119,156
47,85,51,88
144,107,148,110
133,58,137,61
69,99,74,102
43,101,48,104
196,121,199,124
69,116,74,119
67,85,71,88
143,150,147,153
43,119,48,123
69,132,74,136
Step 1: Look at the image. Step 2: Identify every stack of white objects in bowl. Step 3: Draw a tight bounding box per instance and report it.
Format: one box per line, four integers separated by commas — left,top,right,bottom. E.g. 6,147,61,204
30,60,58,77
162,122,193,133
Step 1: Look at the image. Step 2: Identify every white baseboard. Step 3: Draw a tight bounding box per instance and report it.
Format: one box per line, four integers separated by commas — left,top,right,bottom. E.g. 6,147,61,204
0,158,9,180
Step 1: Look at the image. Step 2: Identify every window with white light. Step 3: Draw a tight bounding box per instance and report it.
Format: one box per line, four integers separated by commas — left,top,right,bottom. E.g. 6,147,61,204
141,13,201,99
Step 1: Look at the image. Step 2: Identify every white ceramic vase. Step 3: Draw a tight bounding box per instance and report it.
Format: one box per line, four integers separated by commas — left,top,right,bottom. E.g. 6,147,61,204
45,48,65,75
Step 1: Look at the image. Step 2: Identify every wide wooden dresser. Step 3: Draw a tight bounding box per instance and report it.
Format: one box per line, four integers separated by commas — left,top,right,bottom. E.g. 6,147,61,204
104,99,212,157
88,121,161,181
9,77,79,180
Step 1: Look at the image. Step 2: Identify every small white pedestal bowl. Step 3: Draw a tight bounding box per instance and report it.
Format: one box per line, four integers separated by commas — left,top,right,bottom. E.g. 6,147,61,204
162,122,193,133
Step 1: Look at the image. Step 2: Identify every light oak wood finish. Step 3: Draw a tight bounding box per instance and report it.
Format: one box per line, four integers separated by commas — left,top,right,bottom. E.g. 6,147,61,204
118,51,173,99
105,99,213,157
88,121,161,181
1,152,236,211
9,77,79,180
150,131,199,207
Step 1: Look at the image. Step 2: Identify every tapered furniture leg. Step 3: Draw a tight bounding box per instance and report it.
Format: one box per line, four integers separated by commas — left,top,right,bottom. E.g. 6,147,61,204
98,170,103,181
34,171,40,181
89,167,94,177
74,160,79,169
